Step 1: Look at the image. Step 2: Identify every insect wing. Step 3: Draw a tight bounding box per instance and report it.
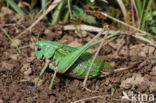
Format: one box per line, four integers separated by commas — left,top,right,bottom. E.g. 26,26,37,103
58,42,95,73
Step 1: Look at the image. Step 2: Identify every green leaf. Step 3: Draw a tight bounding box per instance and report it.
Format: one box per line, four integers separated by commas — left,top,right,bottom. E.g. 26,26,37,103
152,10,156,16
84,15,97,25
72,5,85,19
151,20,156,34
151,20,156,26
86,0,95,5
71,5,97,25
152,27,156,34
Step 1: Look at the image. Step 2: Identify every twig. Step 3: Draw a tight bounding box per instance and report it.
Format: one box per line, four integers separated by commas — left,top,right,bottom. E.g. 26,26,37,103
71,95,109,103
103,55,156,75
103,36,117,47
138,55,156,68
101,0,108,4
101,61,142,75
15,0,61,38
133,33,156,47
101,12,151,36
126,36,130,61
68,0,73,19
35,0,52,20
83,26,109,88
64,24,156,47
3,23,26,30
115,35,126,56
64,24,117,34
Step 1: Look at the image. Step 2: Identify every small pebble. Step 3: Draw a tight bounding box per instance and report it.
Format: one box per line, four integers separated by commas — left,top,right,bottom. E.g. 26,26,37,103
110,62,115,67
24,67,32,76
152,66,156,72
148,46,155,54
105,79,110,85
0,99,3,103
150,72,156,76
26,57,35,62
86,36,91,41
3,52,9,56
140,51,146,57
21,64,29,73
81,31,87,37
149,82,156,92
1,7,13,15
150,66,156,76
123,84,132,89
9,54,18,60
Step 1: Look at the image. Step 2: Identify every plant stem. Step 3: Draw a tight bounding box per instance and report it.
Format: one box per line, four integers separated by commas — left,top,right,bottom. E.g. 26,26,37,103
1,28,21,54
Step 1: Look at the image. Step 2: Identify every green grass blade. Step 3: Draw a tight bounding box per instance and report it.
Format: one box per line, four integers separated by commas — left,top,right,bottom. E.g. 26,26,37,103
64,10,70,20
140,0,153,30
139,0,146,28
52,0,67,25
6,0,24,14
41,0,48,13
89,30,120,47
135,0,142,17
107,30,120,38
1,28,21,54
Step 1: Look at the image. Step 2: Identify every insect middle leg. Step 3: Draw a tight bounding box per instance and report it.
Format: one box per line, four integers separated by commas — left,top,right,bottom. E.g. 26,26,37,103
48,63,59,90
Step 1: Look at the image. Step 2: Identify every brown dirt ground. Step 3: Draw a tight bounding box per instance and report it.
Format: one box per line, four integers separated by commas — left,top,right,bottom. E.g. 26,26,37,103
0,7,156,103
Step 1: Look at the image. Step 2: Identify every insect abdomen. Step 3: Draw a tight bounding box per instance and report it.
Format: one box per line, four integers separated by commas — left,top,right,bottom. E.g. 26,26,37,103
53,50,113,79
65,53,113,79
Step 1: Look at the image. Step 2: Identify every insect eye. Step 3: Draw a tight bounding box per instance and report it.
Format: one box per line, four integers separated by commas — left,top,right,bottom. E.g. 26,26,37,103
36,45,41,51
37,47,41,51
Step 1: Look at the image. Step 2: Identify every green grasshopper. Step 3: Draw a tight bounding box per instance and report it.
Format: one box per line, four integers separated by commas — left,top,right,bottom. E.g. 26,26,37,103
35,30,119,90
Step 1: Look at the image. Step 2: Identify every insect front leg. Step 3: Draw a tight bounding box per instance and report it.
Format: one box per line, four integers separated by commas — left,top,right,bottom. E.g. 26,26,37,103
35,59,50,87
